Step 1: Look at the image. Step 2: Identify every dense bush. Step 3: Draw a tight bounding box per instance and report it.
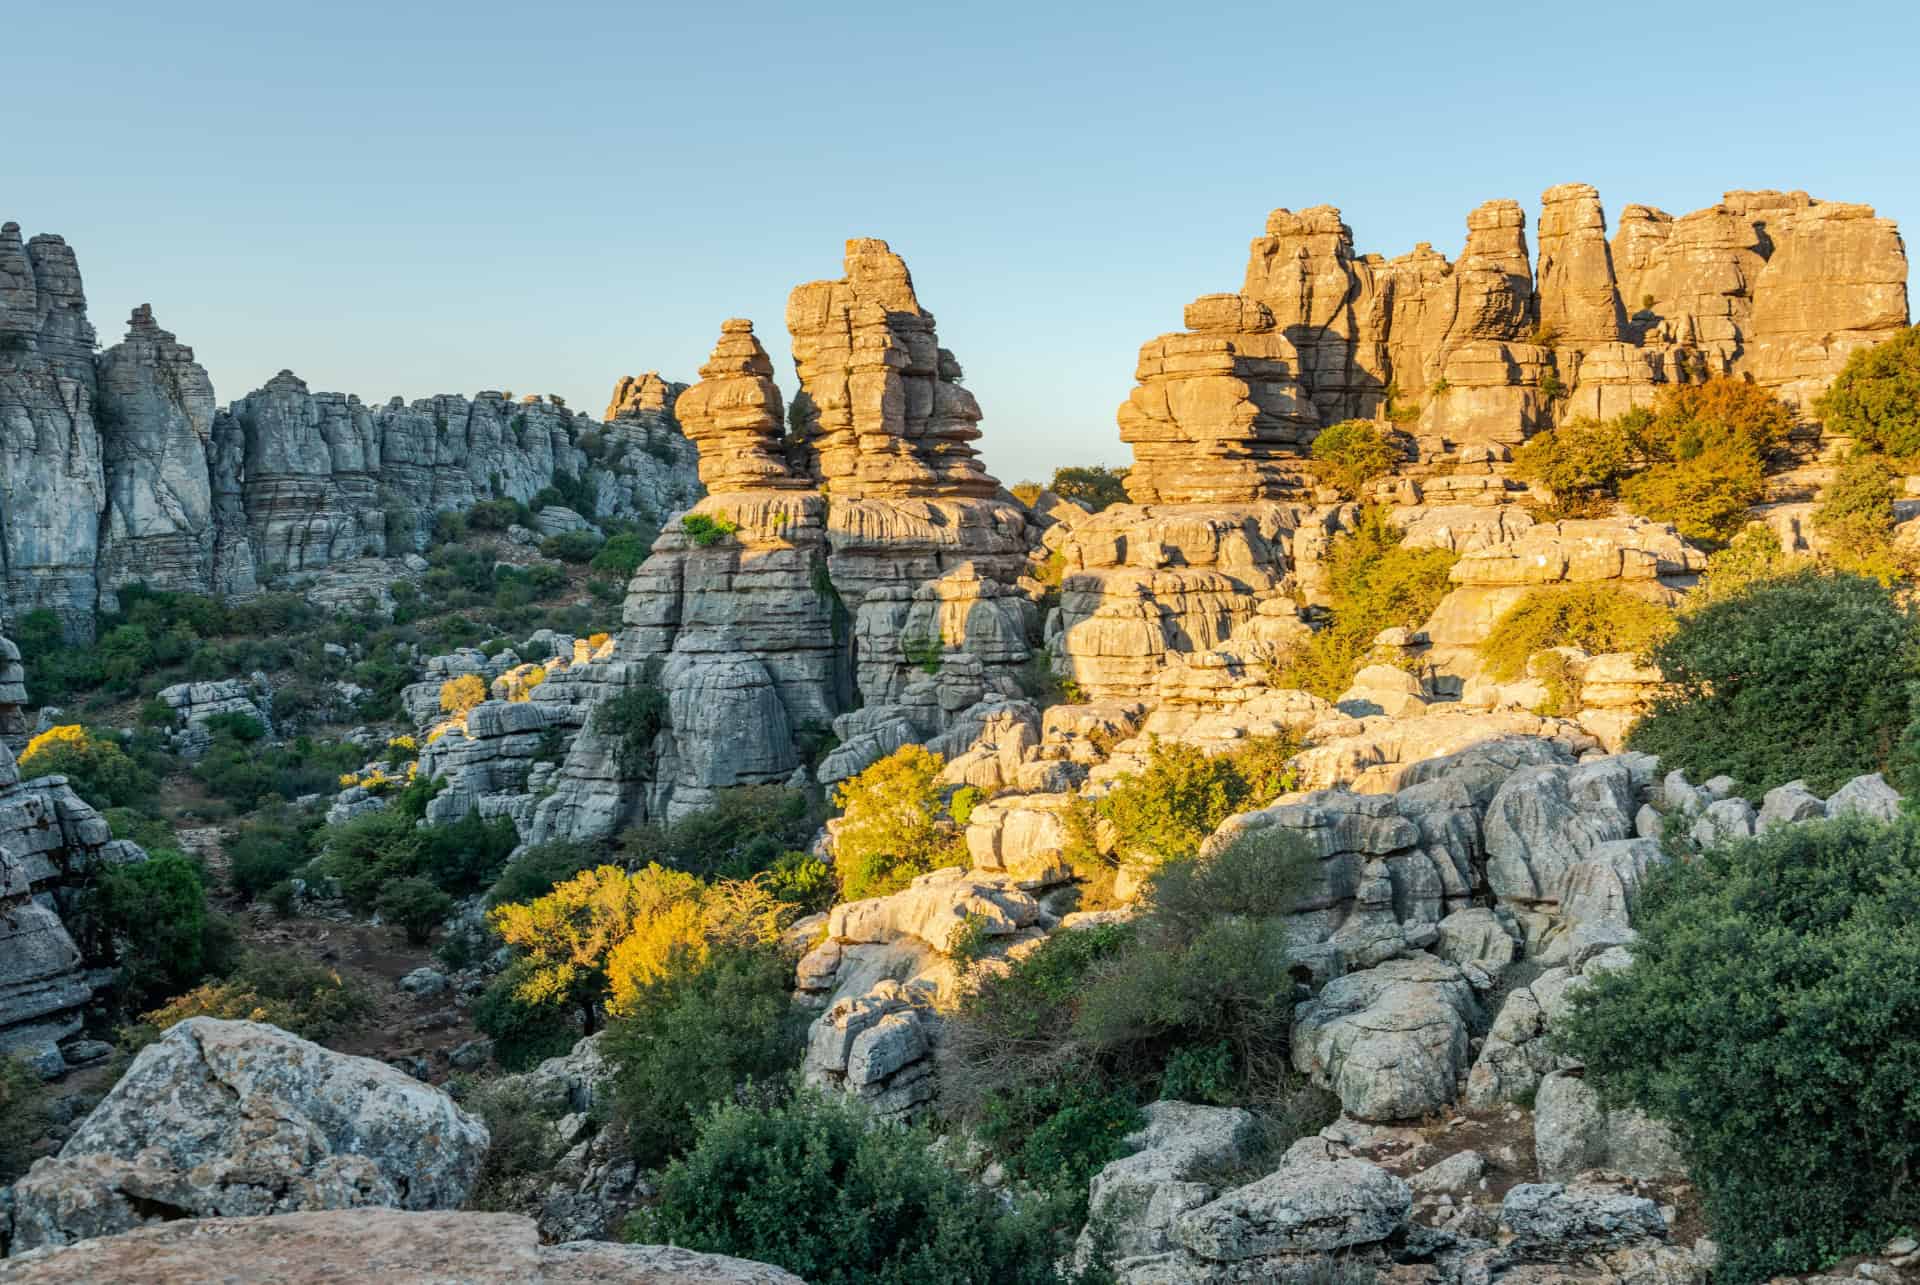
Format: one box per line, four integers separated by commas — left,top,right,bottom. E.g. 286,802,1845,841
227,809,318,902
624,786,816,881
1628,569,1919,795
629,1088,1078,1285
943,829,1322,1215
1687,524,1812,610
89,851,225,1010
121,950,374,1052
831,745,963,901
681,513,739,547
1309,419,1401,499
1512,378,1795,541
589,531,651,579
1269,506,1457,699
591,683,671,774
1814,324,1920,458
376,877,455,944
1811,450,1902,580
603,944,805,1166
440,674,488,716
486,839,604,907
541,529,603,563
1067,734,1300,878
467,498,533,532
1048,464,1130,512
1476,584,1674,681
0,1055,52,1182
17,725,153,808
194,729,362,811
1559,813,1920,1282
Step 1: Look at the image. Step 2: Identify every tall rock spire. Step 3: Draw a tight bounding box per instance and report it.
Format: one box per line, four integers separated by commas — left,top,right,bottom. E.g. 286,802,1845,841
673,319,808,492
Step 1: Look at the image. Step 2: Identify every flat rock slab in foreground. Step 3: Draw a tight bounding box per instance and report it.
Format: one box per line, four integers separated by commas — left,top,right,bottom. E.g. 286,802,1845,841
0,1210,804,1283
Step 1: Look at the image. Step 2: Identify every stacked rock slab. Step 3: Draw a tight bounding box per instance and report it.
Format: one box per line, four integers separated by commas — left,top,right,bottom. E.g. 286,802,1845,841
0,635,24,740
786,238,998,499
1118,292,1319,504
670,320,809,492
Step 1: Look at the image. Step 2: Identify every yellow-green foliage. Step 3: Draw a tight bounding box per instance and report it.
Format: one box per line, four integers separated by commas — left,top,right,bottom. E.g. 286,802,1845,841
17,724,150,808
1812,451,1904,582
439,673,488,716
1814,324,1920,459
1049,464,1131,512
1309,419,1401,499
1068,734,1300,875
1271,507,1458,699
831,745,962,901
487,863,784,1028
1688,525,1813,611
1512,378,1796,542
1477,585,1676,681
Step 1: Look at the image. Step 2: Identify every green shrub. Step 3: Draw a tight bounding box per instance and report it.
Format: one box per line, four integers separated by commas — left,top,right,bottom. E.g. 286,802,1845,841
603,944,806,1167
900,632,944,674
1270,507,1457,699
227,812,316,901
460,1075,565,1210
1628,569,1919,795
488,839,604,908
589,531,651,580
94,851,219,1010
591,683,671,775
1688,524,1812,610
120,950,374,1053
467,498,531,532
1814,324,1920,458
311,807,424,909
17,725,153,808
832,746,962,901
629,1088,1076,1285
541,530,603,563
681,513,740,547
0,1054,52,1182
1477,584,1674,681
474,960,582,1070
420,807,519,896
103,806,175,852
761,850,835,916
376,876,455,944
1620,439,1766,545
1309,419,1401,498
1048,464,1130,512
623,786,815,882
1812,450,1902,580
1071,734,1299,874
976,1078,1142,1211
1559,813,1920,1282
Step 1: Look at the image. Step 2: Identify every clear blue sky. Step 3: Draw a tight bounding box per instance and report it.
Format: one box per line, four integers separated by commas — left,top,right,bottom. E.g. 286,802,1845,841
12,0,1915,485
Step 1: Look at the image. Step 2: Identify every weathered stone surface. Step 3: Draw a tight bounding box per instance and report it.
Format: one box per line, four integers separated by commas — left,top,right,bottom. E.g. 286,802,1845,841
1501,1178,1669,1259
7,1019,488,1253
801,979,937,1118
1827,772,1901,822
155,677,274,759
672,320,806,493
1291,956,1481,1121
1534,1070,1685,1183
787,238,997,499
1076,1101,1261,1268
0,636,24,740
0,1210,804,1282
1171,1151,1411,1258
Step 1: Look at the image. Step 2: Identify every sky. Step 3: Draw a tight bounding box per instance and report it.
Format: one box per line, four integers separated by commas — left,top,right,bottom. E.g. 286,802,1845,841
9,0,1916,486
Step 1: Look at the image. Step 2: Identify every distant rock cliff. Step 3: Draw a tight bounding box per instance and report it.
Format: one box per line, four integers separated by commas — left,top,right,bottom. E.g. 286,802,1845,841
0,221,702,641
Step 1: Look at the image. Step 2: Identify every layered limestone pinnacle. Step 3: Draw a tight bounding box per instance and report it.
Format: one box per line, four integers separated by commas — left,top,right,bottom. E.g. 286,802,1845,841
602,370,682,422
672,319,809,492
786,237,1000,499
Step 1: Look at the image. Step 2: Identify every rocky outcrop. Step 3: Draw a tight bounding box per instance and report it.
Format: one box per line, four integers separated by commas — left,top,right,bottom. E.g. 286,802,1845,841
672,320,808,493
786,238,997,499
0,636,24,740
0,771,149,1061
0,226,105,639
0,1210,805,1282
0,220,702,640
1117,293,1319,504
6,1019,489,1254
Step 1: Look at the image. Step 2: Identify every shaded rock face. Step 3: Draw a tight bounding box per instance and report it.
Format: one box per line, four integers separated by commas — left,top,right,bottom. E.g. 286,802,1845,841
0,226,105,640
0,1210,807,1282
0,772,149,1058
0,635,24,739
6,1019,489,1254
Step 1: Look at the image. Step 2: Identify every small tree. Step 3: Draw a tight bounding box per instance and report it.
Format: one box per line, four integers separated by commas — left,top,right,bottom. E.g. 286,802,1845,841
375,876,454,944
1048,464,1130,512
831,745,960,901
1559,813,1920,1282
439,674,488,716
1309,419,1401,499
1811,450,1901,580
1628,569,1919,794
1814,324,1920,457
17,725,153,808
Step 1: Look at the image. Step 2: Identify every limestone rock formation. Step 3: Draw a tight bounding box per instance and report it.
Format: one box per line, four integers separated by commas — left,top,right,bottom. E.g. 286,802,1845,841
0,1210,806,1282
601,369,682,423
672,320,807,492
1535,183,1627,346
0,636,24,740
0,225,105,639
1117,293,1319,504
786,238,997,499
7,1019,489,1253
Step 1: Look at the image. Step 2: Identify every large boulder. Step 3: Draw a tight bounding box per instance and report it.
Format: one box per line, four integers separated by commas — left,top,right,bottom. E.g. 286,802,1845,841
1075,1101,1261,1270
1171,1145,1411,1261
1291,956,1481,1121
1534,1070,1685,1182
7,1019,488,1253
0,1210,804,1282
